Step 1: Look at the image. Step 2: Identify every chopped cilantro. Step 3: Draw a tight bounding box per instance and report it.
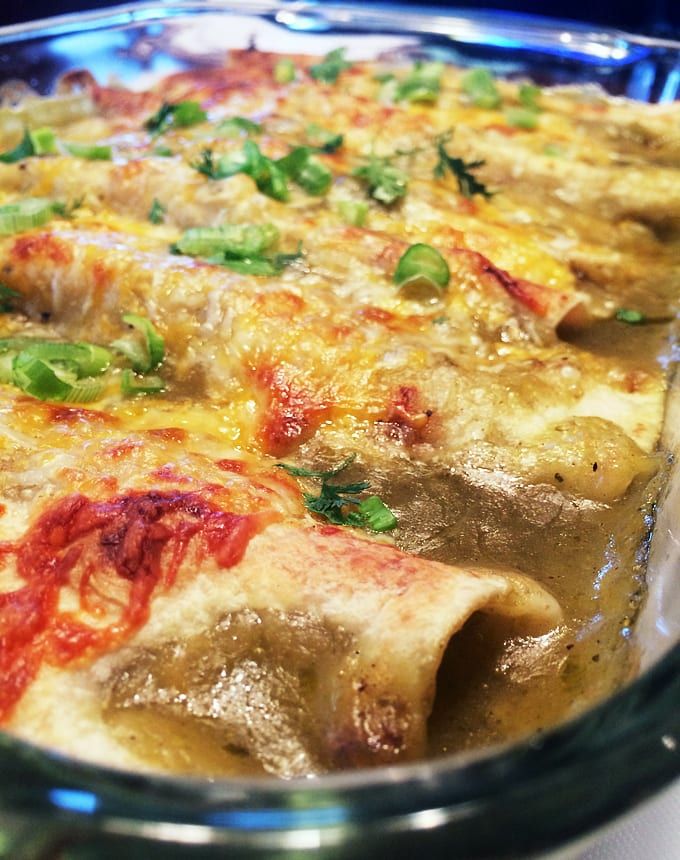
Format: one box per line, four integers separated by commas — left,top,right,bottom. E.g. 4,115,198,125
148,198,165,224
191,142,289,201
309,48,352,84
0,283,21,313
277,455,397,532
434,136,493,199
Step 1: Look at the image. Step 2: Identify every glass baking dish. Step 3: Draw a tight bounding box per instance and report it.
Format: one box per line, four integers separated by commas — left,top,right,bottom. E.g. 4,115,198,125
0,3,678,858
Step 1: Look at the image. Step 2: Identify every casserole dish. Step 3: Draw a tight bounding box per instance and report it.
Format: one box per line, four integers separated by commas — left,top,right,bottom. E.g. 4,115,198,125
0,3,678,857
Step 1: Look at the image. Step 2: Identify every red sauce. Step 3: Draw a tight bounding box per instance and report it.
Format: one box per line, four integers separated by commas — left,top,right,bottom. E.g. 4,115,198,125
451,249,548,316
11,233,73,266
0,490,262,722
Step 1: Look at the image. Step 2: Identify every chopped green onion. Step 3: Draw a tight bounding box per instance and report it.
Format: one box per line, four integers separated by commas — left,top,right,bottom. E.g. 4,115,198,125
373,72,396,84
395,61,444,103
309,48,352,84
615,308,646,325
120,369,166,397
305,123,343,153
28,127,58,156
0,198,57,235
277,147,332,196
394,243,450,293
153,144,174,157
461,67,502,109
0,131,35,164
543,143,564,157
145,100,207,134
336,200,368,226
216,117,263,137
352,157,408,205
174,223,279,258
148,198,165,224
0,284,21,313
356,495,398,532
172,101,208,128
11,352,105,403
504,108,539,130
519,83,541,111
64,141,112,160
112,314,164,373
274,58,296,84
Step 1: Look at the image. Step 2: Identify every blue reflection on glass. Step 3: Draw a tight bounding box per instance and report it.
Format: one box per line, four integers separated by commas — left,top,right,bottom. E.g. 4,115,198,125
48,787,99,814
205,806,346,829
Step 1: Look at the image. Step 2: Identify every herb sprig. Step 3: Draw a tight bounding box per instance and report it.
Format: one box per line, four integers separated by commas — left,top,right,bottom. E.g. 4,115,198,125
278,455,398,532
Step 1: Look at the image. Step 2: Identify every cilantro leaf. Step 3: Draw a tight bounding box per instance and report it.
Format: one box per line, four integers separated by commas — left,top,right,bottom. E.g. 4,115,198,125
0,130,36,164
148,198,165,224
277,456,397,532
434,138,493,199
0,283,21,313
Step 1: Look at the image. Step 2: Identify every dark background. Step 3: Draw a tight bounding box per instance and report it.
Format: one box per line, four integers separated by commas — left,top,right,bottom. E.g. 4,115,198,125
1,1,679,36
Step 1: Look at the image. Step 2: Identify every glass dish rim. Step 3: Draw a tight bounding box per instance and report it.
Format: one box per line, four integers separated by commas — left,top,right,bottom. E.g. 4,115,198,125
0,1,677,849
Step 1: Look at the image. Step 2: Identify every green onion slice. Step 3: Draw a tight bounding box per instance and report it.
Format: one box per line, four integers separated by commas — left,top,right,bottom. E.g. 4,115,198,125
29,127,58,156
356,495,398,532
504,108,539,130
461,68,502,109
11,352,105,403
145,100,207,134
274,58,296,84
277,147,332,196
121,369,166,397
0,198,58,235
64,141,112,160
519,83,541,111
217,117,263,137
395,61,444,103
112,314,164,373
615,308,646,325
393,243,450,293
336,200,368,226
309,48,352,84
175,223,279,259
